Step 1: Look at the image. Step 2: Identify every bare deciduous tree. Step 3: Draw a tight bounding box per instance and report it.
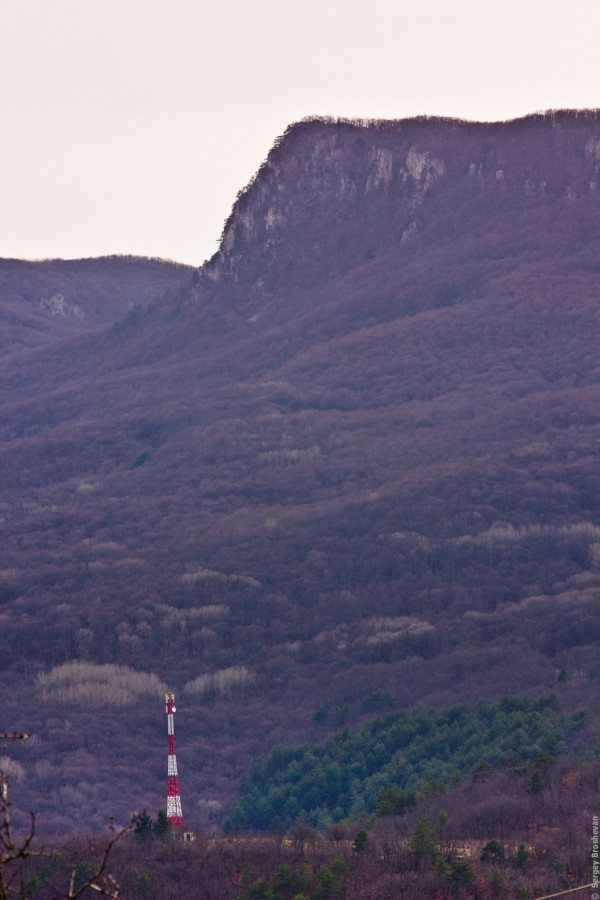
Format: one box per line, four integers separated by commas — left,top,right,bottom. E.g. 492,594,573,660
0,733,134,899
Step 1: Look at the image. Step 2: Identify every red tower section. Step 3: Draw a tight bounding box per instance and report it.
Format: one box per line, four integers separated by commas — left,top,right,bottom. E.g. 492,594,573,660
165,690,183,826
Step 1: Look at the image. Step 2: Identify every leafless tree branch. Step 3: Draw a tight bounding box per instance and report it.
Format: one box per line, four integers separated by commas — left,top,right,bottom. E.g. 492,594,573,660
66,816,136,899
0,731,136,900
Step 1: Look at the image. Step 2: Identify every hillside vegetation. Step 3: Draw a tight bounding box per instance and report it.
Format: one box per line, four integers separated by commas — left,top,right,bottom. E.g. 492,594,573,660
1,111,600,836
227,696,588,831
20,756,598,898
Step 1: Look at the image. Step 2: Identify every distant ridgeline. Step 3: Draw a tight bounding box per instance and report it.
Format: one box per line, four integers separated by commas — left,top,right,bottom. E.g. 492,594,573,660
227,697,589,831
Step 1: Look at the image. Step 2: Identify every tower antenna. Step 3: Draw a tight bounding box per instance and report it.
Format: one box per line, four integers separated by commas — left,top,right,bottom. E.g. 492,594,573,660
165,690,183,827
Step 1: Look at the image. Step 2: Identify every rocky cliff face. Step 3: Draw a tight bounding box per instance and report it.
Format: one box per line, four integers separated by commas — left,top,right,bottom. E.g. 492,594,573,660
201,111,600,293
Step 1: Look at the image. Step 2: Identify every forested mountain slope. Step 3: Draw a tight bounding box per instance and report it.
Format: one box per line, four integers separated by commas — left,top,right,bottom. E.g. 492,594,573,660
2,111,600,832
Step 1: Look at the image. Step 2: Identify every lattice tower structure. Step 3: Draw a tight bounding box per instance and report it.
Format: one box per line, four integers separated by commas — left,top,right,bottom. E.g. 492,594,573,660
165,690,183,826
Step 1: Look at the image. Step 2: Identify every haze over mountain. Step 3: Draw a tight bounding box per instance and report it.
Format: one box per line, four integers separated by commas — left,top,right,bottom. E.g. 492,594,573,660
2,110,600,832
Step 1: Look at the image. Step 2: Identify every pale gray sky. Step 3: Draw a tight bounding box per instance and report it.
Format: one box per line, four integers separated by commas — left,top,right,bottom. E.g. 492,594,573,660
1,0,599,266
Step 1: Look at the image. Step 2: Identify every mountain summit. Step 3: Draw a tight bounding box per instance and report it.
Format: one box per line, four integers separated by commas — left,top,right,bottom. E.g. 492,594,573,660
201,111,600,290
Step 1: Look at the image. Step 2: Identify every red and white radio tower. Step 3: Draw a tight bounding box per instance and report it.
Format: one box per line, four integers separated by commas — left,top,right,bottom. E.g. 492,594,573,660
165,690,183,827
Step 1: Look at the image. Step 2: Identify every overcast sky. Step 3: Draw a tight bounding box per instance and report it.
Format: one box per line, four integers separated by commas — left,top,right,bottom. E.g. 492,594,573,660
1,0,599,266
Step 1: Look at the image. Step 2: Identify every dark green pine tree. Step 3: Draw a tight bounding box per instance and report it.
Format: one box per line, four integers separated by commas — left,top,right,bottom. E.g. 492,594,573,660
133,809,153,839
376,784,416,817
153,808,170,837
410,818,439,866
352,829,369,853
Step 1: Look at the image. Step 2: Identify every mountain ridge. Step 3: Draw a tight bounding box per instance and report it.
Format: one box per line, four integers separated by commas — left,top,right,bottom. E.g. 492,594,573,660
200,109,600,291
0,255,194,358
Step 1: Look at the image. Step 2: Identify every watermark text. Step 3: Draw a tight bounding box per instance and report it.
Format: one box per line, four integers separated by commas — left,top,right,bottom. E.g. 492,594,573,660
592,814,599,898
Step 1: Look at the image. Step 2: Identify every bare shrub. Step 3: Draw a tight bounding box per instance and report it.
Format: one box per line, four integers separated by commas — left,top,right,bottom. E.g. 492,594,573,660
188,604,230,623
36,661,166,708
185,665,255,703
